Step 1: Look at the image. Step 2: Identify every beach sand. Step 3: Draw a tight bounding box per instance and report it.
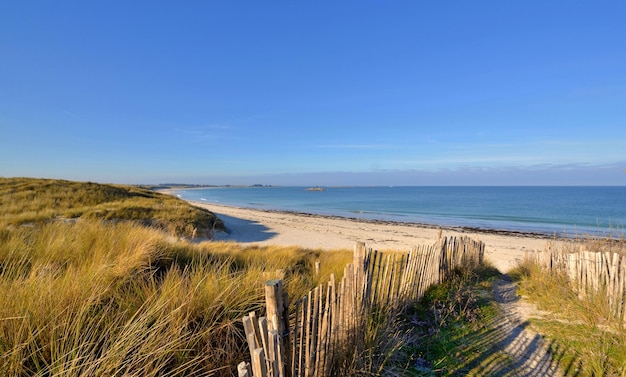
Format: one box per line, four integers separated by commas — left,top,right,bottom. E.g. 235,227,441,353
189,201,552,273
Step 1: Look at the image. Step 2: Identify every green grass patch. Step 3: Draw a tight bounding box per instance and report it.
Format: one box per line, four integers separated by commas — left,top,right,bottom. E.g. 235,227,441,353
402,264,503,375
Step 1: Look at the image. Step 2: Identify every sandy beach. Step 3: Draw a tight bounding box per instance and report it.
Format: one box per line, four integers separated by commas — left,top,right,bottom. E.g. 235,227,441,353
187,200,552,273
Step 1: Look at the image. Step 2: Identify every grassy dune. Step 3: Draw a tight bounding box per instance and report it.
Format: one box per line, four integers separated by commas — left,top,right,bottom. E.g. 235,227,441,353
0,177,224,239
0,178,353,376
512,238,626,376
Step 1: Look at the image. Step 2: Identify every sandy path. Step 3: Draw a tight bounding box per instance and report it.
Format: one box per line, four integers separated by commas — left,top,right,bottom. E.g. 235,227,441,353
489,277,564,376
193,202,550,273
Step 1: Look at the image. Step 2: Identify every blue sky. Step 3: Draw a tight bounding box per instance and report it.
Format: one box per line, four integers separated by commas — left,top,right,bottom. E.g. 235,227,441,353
1,2,625,185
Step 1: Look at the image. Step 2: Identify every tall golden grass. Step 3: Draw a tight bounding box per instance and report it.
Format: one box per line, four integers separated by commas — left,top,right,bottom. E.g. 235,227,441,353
0,178,355,376
0,219,352,376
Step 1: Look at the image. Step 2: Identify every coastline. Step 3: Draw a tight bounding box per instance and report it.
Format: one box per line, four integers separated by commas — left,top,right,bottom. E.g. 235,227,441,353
207,203,562,240
166,185,625,238
170,192,553,273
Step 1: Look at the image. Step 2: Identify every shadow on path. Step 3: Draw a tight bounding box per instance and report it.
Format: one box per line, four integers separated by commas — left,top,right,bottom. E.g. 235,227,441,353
452,276,578,376
211,212,278,243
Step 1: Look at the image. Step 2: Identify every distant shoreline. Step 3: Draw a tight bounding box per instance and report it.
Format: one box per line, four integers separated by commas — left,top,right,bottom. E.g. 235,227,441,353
174,199,554,273
192,200,562,241
159,187,621,242
158,189,623,272
158,187,575,240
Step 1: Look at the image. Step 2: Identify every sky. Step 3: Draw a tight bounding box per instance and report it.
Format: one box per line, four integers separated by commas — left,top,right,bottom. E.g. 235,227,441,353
1,1,625,186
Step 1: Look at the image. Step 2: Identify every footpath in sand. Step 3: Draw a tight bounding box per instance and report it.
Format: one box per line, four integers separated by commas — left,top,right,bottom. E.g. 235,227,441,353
191,201,564,376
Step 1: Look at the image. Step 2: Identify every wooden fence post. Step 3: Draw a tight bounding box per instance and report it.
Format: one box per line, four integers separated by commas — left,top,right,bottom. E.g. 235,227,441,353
265,279,292,377
354,242,366,293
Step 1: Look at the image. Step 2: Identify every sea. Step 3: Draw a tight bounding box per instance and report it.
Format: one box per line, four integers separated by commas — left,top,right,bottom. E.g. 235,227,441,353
175,186,626,237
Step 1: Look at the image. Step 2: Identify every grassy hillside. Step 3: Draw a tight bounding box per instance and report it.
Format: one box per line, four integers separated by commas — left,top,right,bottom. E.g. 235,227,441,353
0,177,223,239
0,177,353,376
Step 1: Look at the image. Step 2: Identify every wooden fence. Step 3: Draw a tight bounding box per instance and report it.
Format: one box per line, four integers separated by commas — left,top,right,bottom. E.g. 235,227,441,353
238,236,485,377
529,244,626,326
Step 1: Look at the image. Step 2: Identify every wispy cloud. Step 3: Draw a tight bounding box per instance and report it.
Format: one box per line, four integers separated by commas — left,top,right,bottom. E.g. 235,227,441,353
310,143,398,150
386,137,626,169
61,109,80,119
174,125,231,141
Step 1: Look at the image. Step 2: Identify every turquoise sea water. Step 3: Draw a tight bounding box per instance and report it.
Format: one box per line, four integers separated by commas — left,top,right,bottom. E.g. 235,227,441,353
176,186,626,237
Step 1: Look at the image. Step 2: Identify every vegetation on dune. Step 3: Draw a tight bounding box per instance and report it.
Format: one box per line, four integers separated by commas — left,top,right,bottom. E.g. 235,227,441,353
0,177,224,239
402,264,503,375
0,177,356,376
0,220,353,376
511,238,626,376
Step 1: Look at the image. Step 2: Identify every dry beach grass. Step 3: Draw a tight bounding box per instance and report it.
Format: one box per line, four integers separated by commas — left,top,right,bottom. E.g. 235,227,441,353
0,179,354,376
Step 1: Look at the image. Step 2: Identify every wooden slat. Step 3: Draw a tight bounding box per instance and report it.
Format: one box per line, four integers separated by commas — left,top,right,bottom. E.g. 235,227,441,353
252,347,268,377
304,290,313,377
291,298,300,377
238,361,251,377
